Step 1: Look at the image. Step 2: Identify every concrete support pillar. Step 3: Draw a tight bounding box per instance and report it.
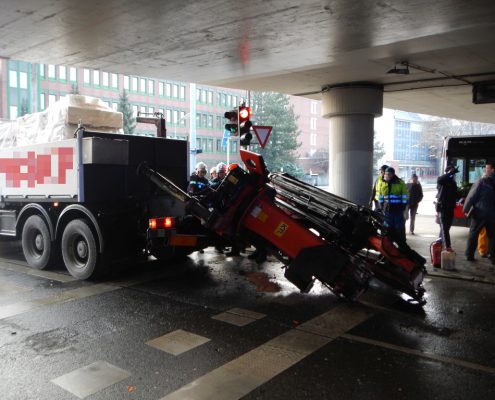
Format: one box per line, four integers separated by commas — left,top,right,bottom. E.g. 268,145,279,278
321,84,383,205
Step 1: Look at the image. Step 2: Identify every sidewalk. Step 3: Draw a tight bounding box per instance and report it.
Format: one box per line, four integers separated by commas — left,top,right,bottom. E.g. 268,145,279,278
405,200,495,284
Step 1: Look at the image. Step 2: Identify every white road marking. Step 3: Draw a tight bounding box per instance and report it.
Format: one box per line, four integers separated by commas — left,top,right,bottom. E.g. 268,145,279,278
212,308,266,327
51,360,131,399
159,304,373,400
0,258,76,282
147,329,211,356
342,333,495,375
0,284,118,320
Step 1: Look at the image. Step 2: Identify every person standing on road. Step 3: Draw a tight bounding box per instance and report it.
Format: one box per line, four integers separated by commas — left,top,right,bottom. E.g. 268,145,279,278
187,162,209,195
209,162,227,190
406,173,423,235
436,164,459,250
377,167,408,242
209,166,217,183
369,164,388,210
463,161,495,264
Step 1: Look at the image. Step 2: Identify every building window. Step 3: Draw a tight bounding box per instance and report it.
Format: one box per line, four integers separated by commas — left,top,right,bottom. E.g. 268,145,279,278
310,133,317,146
310,118,317,130
208,91,213,104
93,70,100,86
111,73,118,89
39,64,45,78
69,67,77,82
131,77,138,92
149,106,154,114
48,94,57,106
310,101,318,114
158,108,164,117
132,105,138,117
112,102,118,111
59,66,67,81
159,82,164,96
233,96,237,107
173,84,179,99
207,115,213,128
9,70,17,87
166,83,171,97
196,113,201,127
140,105,146,115
83,69,91,85
196,88,201,102
9,105,18,120
140,78,146,94
166,109,171,122
201,90,206,104
19,72,28,89
180,85,186,100
173,110,178,124
39,93,45,110
102,72,109,87
124,75,130,90
148,80,154,95
227,95,232,107
48,64,56,79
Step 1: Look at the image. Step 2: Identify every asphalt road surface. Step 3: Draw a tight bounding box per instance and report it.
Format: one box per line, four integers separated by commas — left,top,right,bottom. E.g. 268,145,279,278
0,237,494,400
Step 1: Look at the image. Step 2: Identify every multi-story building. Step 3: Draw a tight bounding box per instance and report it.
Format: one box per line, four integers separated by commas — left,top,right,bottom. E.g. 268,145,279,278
375,109,438,182
1,58,329,179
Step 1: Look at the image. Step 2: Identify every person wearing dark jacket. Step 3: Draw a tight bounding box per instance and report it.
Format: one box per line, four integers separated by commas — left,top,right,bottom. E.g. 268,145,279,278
463,161,495,263
187,162,209,195
436,164,459,249
369,164,388,210
377,167,408,242
406,174,423,235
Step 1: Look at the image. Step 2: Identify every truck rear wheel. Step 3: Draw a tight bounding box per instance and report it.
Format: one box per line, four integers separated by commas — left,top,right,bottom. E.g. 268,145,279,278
61,219,99,279
21,215,53,270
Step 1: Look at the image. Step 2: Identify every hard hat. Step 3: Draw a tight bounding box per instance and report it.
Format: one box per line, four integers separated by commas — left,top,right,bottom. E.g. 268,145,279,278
216,162,227,173
196,162,207,171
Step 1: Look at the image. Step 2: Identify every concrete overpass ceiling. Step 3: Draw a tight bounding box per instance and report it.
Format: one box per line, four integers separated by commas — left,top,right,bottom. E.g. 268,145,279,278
2,0,495,122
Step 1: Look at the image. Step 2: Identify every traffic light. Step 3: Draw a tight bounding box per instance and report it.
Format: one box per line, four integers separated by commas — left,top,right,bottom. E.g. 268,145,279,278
239,106,253,147
224,110,239,135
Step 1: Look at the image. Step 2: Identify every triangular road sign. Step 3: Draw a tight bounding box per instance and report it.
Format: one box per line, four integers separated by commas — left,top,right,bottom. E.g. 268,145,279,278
252,126,272,148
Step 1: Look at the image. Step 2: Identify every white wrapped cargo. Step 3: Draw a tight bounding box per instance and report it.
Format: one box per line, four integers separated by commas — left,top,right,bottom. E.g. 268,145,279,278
0,94,123,148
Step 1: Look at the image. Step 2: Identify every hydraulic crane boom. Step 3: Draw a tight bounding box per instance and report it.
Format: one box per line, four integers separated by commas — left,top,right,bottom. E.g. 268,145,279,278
138,150,426,303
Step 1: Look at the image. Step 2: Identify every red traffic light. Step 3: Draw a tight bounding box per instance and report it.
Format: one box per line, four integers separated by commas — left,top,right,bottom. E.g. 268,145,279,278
238,106,251,122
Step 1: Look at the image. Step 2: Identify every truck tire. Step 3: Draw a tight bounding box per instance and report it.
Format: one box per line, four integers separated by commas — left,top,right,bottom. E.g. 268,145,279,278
21,215,53,270
61,219,99,279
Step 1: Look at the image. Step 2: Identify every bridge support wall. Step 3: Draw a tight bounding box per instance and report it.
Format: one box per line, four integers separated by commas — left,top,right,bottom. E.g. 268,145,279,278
322,84,383,205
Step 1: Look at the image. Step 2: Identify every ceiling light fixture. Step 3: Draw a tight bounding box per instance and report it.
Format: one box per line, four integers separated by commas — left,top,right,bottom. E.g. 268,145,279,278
387,62,410,75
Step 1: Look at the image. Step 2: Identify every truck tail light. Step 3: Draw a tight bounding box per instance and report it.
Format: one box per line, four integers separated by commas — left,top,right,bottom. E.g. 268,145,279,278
149,217,174,230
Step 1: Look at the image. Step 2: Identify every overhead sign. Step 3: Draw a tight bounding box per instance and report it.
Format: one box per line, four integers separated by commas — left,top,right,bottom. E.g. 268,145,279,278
222,129,230,148
252,126,272,149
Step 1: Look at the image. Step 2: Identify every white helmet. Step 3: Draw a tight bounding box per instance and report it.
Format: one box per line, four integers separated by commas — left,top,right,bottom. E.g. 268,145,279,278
195,162,207,171
216,162,227,173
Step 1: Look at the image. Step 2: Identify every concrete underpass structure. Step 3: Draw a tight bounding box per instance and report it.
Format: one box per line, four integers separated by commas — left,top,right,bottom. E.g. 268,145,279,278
3,1,495,204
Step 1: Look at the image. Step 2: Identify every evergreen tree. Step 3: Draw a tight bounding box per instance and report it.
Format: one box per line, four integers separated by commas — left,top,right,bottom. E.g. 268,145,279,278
117,90,136,135
250,91,301,173
373,138,386,168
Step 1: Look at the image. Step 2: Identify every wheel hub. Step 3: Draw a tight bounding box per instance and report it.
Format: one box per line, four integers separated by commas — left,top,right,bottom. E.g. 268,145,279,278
34,233,44,252
76,240,88,259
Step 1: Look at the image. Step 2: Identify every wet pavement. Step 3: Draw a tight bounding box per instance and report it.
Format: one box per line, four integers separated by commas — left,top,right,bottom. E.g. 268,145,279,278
0,192,494,399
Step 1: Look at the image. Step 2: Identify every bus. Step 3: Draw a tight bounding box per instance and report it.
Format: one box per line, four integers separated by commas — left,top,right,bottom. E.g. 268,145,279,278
442,135,495,225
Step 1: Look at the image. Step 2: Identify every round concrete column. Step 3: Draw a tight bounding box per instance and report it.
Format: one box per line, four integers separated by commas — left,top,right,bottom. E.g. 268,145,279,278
321,84,383,205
